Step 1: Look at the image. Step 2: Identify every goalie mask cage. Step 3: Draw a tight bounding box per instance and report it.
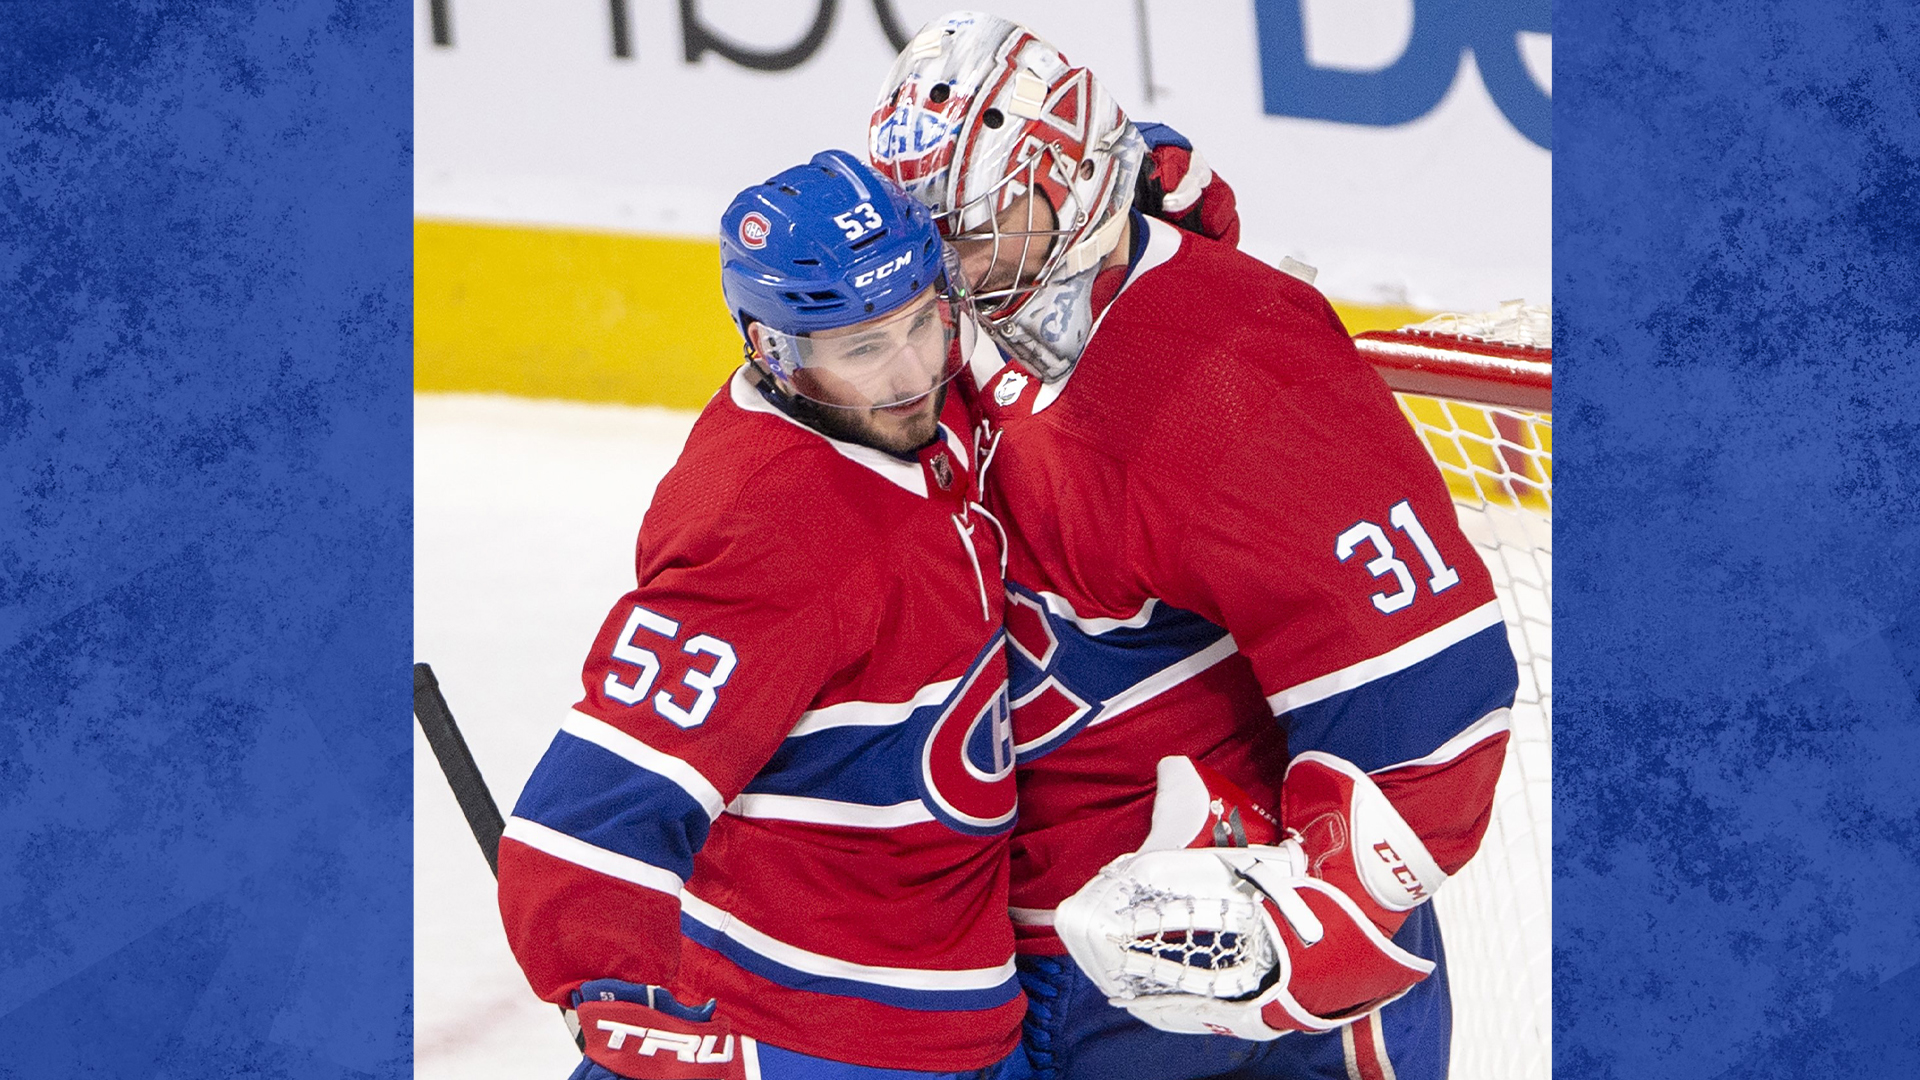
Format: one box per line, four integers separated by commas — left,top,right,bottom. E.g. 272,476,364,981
1354,301,1551,1080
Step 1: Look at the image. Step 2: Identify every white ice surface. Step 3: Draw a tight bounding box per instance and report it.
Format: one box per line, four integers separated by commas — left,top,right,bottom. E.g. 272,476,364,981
414,393,699,1078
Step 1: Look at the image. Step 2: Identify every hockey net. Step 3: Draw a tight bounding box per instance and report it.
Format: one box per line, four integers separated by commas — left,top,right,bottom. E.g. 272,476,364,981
1354,301,1551,1080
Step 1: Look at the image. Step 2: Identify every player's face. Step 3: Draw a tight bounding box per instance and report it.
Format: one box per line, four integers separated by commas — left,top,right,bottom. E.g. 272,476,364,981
751,288,962,454
805,377,949,455
798,290,952,406
948,190,1058,308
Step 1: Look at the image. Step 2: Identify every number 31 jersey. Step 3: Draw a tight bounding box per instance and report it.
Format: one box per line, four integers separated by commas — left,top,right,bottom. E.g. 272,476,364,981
496,368,1025,1072
964,216,1521,952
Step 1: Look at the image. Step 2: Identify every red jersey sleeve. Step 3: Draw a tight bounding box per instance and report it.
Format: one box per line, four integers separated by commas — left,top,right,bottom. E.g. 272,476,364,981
1133,286,1516,788
498,454,884,1001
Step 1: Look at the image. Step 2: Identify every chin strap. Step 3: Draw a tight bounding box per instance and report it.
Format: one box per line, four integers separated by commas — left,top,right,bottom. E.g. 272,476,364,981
1055,202,1131,278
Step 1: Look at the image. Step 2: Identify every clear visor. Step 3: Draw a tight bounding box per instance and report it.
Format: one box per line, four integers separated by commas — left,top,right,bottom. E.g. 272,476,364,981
755,279,976,410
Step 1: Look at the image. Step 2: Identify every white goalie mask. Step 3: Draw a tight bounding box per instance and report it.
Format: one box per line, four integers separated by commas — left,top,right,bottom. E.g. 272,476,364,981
868,11,1145,382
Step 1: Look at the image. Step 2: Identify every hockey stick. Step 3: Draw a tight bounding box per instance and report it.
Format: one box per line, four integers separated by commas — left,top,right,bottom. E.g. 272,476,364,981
413,662,505,871
413,662,586,1052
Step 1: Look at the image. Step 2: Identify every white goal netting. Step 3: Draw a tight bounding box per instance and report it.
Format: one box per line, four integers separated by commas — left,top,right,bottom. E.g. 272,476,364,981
1357,302,1551,1080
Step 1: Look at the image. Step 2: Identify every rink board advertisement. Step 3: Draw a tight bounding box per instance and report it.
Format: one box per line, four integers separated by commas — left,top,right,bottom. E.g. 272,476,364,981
415,0,1550,405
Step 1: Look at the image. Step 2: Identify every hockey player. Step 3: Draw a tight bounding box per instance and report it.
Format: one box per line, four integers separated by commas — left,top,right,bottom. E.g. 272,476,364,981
495,150,1030,1080
867,13,1520,1080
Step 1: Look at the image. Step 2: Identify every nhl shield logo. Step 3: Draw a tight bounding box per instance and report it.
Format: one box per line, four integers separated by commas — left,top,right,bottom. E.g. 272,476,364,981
994,370,1030,407
930,451,954,490
738,211,771,250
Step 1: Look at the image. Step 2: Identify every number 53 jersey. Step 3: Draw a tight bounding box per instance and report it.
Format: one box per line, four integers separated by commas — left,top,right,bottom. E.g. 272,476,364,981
966,216,1522,953
496,368,1024,1073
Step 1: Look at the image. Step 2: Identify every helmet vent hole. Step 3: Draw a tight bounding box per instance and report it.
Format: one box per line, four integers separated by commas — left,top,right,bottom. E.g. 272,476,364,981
778,184,801,196
929,83,951,104
982,108,1003,129
847,230,888,250
1079,158,1096,180
791,258,820,266
865,302,875,312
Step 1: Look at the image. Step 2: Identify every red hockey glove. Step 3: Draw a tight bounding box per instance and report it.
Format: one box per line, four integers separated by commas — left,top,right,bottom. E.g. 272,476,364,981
1133,122,1241,248
1280,751,1451,938
1055,755,1438,1040
1136,755,1280,852
569,980,747,1080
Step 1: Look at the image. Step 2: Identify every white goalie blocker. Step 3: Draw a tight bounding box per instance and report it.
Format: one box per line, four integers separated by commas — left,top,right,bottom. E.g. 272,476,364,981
1055,755,1448,1041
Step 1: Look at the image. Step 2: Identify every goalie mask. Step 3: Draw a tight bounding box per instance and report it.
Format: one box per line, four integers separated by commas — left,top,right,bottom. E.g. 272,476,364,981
720,150,975,415
868,11,1145,383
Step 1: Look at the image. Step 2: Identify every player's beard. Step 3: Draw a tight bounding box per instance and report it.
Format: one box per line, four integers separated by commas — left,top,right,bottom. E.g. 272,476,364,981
804,380,948,456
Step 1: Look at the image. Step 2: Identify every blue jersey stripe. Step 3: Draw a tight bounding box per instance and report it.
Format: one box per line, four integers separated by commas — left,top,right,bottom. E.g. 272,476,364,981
678,913,1023,1013
1281,622,1520,771
510,731,712,880
742,720,926,806
745,632,1012,810
1005,585,1230,705
1005,585,1231,761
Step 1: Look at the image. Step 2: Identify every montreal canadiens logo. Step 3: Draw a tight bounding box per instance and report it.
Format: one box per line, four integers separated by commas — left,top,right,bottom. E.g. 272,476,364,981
738,212,771,250
918,635,1016,835
871,103,956,164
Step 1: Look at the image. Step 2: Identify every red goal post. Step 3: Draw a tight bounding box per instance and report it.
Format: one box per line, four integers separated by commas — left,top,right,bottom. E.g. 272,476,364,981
1353,301,1552,1080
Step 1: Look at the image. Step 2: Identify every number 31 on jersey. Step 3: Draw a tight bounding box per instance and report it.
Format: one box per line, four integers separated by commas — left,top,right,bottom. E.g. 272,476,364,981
1337,499,1461,614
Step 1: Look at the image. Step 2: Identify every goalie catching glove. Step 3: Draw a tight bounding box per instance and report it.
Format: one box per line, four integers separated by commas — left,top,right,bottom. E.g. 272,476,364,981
567,980,749,1080
1054,754,1447,1039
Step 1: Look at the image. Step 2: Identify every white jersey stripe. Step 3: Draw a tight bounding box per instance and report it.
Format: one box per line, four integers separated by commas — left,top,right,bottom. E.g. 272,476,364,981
503,816,684,897
1265,601,1506,716
725,793,935,828
786,678,961,736
560,711,726,820
1036,591,1159,635
1009,906,1056,927
680,892,1018,992
1091,634,1240,728
1374,707,1513,774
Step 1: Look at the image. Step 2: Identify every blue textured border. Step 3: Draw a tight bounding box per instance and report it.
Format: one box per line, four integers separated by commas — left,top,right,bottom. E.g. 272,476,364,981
1556,1,1920,1074
0,4,410,1076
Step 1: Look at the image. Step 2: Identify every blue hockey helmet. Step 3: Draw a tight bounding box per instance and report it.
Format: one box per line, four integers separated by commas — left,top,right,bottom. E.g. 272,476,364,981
720,149,974,410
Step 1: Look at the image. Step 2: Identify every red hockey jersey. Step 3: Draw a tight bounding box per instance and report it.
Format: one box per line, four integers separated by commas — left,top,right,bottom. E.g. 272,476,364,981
496,369,1024,1070
963,216,1520,953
